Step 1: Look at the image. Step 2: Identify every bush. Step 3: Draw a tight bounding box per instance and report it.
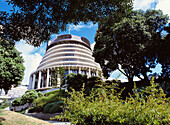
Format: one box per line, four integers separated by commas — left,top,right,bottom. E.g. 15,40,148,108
44,90,65,97
43,101,63,113
49,103,62,113
12,98,24,106
12,90,43,106
28,106,44,113
43,102,56,113
0,99,10,109
34,93,60,107
25,89,37,94
54,81,170,125
22,91,39,103
33,90,65,112
38,91,44,97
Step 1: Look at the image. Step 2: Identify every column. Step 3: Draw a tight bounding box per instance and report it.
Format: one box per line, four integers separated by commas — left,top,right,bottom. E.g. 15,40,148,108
46,68,49,88
37,71,42,89
32,74,36,89
41,75,44,87
57,74,61,87
88,68,91,77
79,67,81,74
96,70,99,77
28,76,32,90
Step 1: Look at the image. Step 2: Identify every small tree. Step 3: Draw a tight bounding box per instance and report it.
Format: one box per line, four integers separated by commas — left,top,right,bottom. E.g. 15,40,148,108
51,67,66,88
0,38,25,93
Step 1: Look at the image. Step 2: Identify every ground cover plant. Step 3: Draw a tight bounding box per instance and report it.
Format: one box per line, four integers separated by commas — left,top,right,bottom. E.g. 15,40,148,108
53,79,170,125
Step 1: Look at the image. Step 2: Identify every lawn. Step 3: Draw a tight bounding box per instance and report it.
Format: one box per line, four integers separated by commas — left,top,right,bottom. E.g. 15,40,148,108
0,110,53,125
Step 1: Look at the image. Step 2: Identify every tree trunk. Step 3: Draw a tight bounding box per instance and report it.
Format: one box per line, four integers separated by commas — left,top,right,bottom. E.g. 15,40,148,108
142,73,150,86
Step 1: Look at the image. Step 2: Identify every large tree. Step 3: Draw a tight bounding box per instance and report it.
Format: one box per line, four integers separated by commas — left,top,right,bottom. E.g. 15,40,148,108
93,9,169,83
157,25,170,82
0,0,133,47
0,38,25,93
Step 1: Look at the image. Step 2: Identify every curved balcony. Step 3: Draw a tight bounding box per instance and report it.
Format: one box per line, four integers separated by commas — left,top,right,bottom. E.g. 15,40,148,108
37,60,99,70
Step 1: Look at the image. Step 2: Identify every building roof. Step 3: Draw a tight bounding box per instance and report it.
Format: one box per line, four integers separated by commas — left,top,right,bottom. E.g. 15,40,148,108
47,34,91,50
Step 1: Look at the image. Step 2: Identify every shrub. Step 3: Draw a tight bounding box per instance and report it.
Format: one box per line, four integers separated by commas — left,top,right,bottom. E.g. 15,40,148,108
34,93,60,107
43,102,57,113
12,98,24,106
44,90,65,97
25,89,37,94
33,90,65,112
54,81,170,125
49,103,62,113
0,99,10,109
65,73,87,91
43,101,63,113
12,90,42,106
38,91,44,97
28,106,44,113
22,91,39,103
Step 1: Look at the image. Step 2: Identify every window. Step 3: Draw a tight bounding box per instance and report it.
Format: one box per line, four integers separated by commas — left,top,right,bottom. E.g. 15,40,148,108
63,63,77,65
64,54,74,56
62,59,77,61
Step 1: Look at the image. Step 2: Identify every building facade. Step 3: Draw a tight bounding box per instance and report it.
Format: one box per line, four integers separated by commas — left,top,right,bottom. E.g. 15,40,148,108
28,34,101,90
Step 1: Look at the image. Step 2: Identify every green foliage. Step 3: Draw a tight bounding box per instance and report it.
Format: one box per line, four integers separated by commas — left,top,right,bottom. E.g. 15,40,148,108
43,102,56,113
0,38,25,92
21,91,39,103
43,101,63,113
0,0,132,46
54,81,170,125
44,90,65,97
51,67,66,87
33,90,65,112
0,99,10,109
93,9,169,83
25,89,37,94
12,98,24,106
12,90,42,106
65,73,87,91
64,74,102,92
37,91,44,97
157,25,170,81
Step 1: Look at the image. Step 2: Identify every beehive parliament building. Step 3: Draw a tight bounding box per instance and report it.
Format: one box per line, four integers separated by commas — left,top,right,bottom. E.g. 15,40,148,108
28,34,101,90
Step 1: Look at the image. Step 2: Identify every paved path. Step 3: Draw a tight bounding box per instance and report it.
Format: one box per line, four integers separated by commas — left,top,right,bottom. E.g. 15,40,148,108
0,85,28,100
46,121,71,125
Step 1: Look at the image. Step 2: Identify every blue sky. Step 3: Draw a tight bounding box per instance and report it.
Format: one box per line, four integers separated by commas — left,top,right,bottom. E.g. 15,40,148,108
0,0,169,85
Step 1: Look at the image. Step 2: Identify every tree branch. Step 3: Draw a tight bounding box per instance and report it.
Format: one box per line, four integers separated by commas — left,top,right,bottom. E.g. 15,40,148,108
117,68,128,77
136,75,143,80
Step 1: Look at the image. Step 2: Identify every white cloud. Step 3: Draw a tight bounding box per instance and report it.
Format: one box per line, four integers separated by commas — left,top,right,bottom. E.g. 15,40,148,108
91,42,96,51
133,0,170,18
69,22,97,31
21,53,42,85
16,41,43,85
133,0,157,10
16,40,35,54
156,0,170,17
108,70,141,82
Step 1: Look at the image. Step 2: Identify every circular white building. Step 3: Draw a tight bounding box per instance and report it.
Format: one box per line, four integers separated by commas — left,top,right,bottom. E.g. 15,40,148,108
28,34,101,90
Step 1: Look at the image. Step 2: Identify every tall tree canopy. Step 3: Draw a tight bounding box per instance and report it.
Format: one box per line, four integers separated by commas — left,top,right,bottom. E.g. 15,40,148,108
0,0,133,46
157,25,170,82
93,9,169,83
0,38,25,92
